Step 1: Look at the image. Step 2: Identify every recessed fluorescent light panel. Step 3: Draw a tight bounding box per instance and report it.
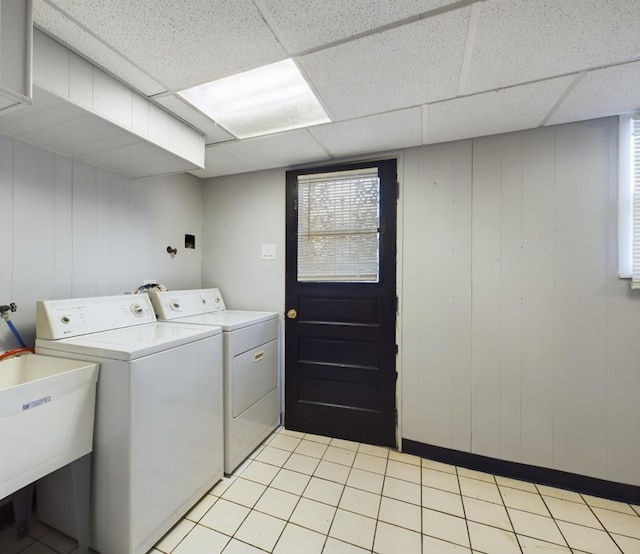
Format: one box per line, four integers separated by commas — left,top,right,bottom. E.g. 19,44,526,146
178,59,330,139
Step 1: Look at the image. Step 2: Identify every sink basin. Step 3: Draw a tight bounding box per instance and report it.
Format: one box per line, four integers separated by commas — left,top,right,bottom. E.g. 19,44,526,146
0,354,99,500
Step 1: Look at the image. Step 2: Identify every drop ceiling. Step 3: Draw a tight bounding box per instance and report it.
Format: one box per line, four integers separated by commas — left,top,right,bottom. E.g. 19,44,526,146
26,0,640,178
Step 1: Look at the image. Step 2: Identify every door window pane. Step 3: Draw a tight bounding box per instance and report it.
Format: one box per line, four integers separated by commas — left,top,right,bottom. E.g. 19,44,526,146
297,168,380,282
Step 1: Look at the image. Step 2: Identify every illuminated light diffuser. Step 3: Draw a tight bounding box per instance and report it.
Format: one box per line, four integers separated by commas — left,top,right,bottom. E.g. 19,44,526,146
178,59,330,139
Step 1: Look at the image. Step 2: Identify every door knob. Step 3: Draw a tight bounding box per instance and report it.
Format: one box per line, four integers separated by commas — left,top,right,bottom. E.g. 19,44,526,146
286,309,297,319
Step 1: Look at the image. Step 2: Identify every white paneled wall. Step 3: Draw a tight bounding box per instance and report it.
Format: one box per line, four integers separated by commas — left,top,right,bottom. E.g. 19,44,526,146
0,134,203,350
200,117,639,487
202,169,285,314
402,118,640,486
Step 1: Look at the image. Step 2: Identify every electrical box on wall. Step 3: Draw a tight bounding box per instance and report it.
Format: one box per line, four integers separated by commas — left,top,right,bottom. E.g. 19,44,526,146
261,244,276,260
185,234,195,249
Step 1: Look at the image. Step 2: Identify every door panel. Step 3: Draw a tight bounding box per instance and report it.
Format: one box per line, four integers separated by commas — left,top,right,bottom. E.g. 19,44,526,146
285,159,397,447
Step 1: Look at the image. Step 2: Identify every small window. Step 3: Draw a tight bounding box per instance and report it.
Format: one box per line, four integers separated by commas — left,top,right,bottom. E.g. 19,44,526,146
618,114,640,288
297,167,380,282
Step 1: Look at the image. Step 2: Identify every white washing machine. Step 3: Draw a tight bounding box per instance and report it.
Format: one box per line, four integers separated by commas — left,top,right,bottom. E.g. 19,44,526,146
34,294,223,554
149,288,280,474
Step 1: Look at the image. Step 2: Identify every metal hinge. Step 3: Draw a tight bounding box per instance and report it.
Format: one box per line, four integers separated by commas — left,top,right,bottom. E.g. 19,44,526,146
394,408,398,425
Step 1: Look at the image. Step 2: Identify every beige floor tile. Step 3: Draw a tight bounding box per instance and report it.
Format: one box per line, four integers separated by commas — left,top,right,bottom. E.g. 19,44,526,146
593,506,640,539
303,477,345,506
221,478,266,508
173,525,229,554
185,494,218,522
467,521,521,554
613,533,640,554
239,460,280,485
254,446,291,467
330,438,360,451
422,458,457,474
273,523,325,554
544,496,603,529
459,476,502,504
463,496,513,531
507,507,566,545
357,443,389,458
322,537,370,553
378,496,421,532
457,466,496,483
388,450,421,466
373,521,421,554
556,520,622,554
421,485,465,517
155,519,196,552
422,535,471,553
518,535,572,553
582,495,637,515
279,428,306,439
495,475,539,493
283,453,321,475
199,498,250,536
338,486,382,518
304,433,332,445
314,460,351,484
269,434,303,452
422,508,470,548
38,528,77,554
382,476,421,505
17,544,57,554
222,538,266,553
254,487,300,520
323,446,357,466
290,498,337,534
346,468,385,494
352,452,388,475
271,468,312,495
385,460,421,484
295,439,329,459
537,484,585,503
500,485,550,516
329,509,376,550
234,511,287,552
422,467,460,494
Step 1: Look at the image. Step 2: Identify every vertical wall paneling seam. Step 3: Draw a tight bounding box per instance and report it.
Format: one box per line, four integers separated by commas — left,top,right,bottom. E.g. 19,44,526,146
450,145,455,446
499,147,504,457
10,137,14,300
519,134,525,463
551,129,557,467
469,139,474,450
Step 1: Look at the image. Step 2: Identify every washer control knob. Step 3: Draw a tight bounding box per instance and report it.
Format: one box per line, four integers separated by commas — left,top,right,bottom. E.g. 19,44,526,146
131,304,144,316
61,316,70,324
170,300,180,311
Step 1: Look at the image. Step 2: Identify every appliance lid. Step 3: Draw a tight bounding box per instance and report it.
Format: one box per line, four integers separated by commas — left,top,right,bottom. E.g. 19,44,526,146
165,310,278,331
35,322,221,361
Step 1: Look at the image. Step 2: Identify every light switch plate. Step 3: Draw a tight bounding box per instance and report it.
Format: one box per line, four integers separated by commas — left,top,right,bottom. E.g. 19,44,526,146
261,244,276,260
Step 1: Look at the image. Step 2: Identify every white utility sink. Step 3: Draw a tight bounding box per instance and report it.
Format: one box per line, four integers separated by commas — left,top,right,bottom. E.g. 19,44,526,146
0,354,99,500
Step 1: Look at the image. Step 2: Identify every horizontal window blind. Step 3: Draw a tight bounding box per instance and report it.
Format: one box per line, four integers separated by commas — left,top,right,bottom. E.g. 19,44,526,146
633,116,640,289
297,168,380,282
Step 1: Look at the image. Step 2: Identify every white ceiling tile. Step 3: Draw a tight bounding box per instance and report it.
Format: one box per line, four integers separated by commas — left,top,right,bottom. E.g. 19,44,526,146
34,1,166,96
224,129,330,170
153,95,234,144
423,76,574,144
189,144,259,179
40,0,287,91
465,0,640,94
300,8,469,121
257,0,459,52
310,108,422,158
546,61,640,125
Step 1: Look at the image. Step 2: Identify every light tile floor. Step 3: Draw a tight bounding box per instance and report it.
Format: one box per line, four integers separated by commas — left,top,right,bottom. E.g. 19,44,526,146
3,427,640,553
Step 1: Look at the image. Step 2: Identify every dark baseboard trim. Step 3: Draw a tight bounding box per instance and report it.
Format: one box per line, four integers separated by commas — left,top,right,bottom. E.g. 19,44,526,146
403,439,640,505
0,501,13,531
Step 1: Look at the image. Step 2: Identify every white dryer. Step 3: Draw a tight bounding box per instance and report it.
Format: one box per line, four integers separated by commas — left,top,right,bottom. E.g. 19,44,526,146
149,288,280,474
34,294,223,554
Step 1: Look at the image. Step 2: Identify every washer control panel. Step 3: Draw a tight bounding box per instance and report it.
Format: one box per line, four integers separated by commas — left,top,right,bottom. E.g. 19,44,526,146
36,294,156,339
149,288,226,320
